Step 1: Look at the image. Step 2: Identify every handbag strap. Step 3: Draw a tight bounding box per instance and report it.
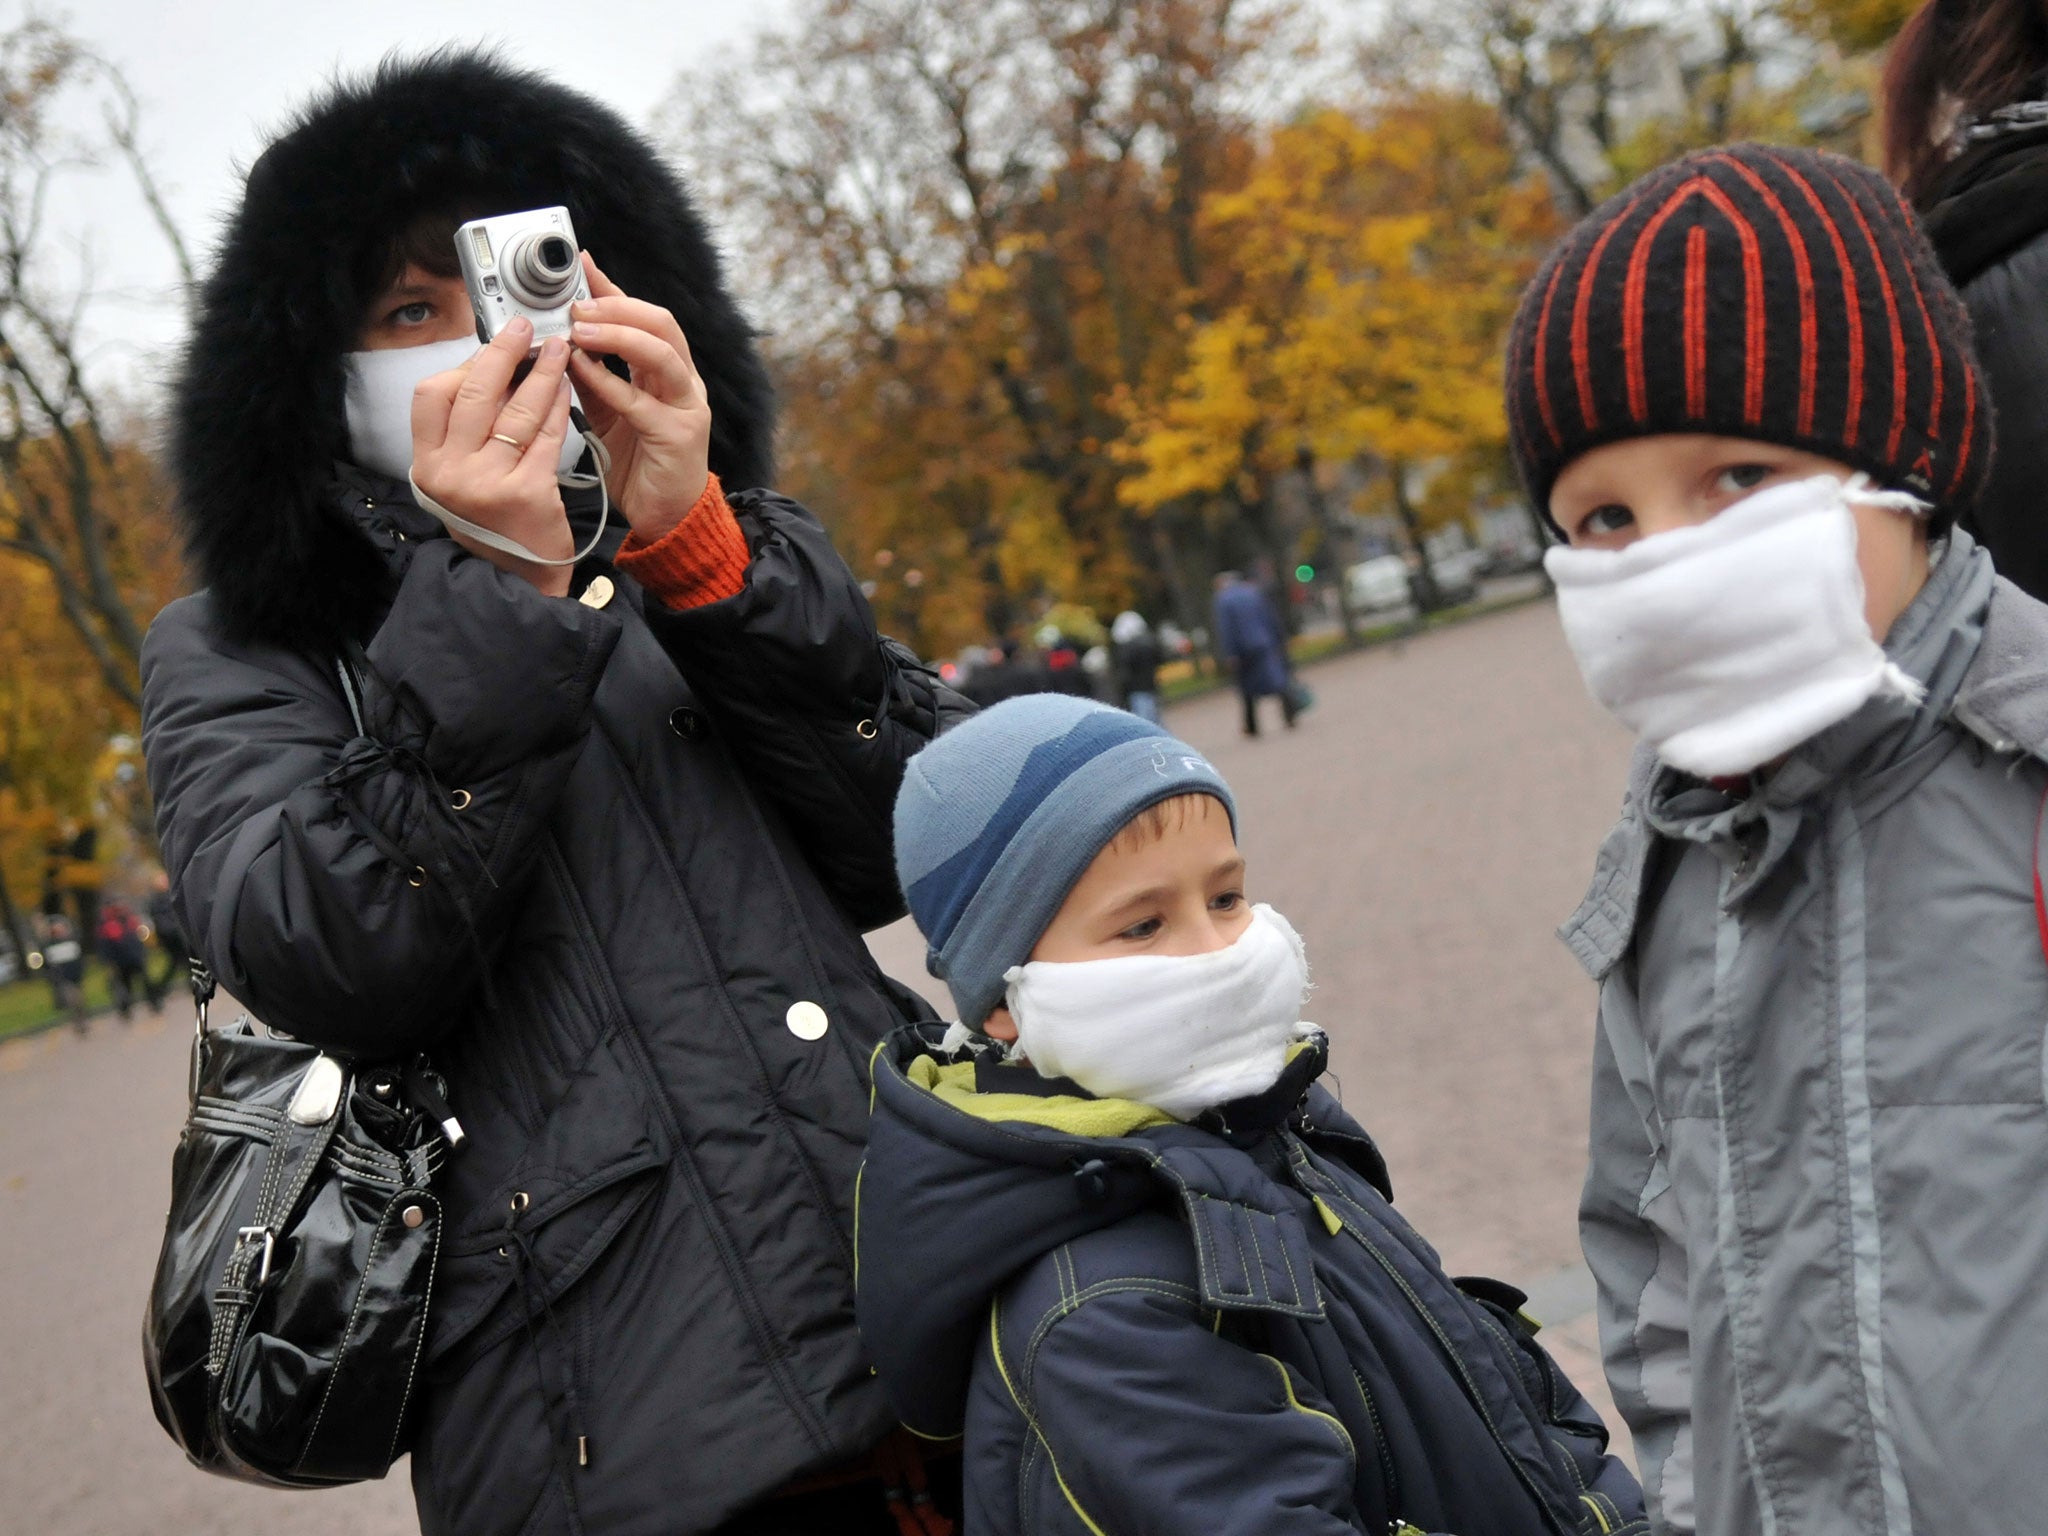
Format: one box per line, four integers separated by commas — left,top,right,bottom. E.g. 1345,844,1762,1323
206,1091,344,1377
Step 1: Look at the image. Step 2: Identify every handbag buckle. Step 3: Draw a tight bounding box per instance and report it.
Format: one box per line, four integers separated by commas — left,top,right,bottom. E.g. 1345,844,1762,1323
236,1225,277,1286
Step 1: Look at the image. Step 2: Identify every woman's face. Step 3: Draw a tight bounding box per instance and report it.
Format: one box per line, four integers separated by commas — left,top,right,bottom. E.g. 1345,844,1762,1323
358,262,476,351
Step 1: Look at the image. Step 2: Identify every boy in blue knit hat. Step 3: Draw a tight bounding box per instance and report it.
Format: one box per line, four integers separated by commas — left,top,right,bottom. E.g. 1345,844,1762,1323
856,695,1644,1536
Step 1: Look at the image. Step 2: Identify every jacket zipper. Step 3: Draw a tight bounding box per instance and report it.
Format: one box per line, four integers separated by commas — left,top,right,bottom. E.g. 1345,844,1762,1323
1351,1368,1403,1519
1302,1158,1574,1535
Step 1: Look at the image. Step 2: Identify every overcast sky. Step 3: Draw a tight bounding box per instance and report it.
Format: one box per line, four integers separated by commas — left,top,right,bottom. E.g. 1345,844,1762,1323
48,0,784,399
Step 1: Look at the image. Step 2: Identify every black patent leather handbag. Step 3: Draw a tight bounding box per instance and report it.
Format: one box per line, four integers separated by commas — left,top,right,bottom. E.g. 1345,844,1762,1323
142,655,463,1487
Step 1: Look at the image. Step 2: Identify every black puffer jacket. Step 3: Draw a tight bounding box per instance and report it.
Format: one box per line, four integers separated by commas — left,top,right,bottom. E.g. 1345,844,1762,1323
1925,121,2048,600
141,54,968,1535
858,1028,1646,1535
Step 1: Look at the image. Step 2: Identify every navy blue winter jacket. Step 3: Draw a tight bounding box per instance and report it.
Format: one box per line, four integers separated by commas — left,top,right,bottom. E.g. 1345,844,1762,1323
856,1025,1646,1535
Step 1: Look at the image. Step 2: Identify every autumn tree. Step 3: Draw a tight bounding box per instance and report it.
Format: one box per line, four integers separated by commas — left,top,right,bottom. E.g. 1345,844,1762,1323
661,0,1308,653
1117,96,1558,617
0,20,190,711
1373,0,1860,218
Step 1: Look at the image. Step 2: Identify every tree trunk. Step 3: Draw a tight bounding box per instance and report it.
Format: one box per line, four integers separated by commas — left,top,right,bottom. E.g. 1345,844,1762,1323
1389,459,1444,612
0,858,30,969
1297,447,1359,647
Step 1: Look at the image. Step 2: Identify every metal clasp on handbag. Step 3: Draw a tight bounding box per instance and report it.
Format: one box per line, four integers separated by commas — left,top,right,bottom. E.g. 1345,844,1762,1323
235,1225,277,1285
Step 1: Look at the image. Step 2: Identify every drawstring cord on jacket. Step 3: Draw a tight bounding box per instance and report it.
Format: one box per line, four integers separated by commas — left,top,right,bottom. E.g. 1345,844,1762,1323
505,1219,593,1528
324,733,507,1021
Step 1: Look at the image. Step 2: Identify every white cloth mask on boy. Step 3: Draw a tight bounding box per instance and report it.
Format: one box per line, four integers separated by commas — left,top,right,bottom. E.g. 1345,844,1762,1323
1544,473,1929,778
1002,903,1314,1121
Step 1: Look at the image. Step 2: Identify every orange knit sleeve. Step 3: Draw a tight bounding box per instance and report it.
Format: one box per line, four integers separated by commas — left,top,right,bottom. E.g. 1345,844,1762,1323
612,473,751,610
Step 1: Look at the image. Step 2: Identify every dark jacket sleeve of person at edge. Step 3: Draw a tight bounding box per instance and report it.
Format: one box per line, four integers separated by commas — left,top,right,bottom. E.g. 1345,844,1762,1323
139,53,973,1536
1921,107,2048,601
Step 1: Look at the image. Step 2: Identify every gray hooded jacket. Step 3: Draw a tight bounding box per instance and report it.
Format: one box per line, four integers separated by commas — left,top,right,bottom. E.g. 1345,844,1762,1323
1565,529,2048,1536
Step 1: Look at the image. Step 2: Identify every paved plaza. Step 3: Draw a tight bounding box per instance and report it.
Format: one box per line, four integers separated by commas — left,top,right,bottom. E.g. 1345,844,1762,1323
0,597,1637,1533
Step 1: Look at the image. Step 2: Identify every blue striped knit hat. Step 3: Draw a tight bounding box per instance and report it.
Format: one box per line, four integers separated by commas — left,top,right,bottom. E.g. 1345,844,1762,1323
894,696,1237,1027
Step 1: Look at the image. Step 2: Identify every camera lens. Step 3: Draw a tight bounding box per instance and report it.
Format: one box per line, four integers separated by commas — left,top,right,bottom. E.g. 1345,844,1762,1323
504,229,579,307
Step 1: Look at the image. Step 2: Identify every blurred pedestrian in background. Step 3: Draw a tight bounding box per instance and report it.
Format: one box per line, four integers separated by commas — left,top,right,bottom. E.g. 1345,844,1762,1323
1212,571,1298,736
40,915,87,1034
1888,0,2048,599
95,901,163,1020
1109,609,1162,721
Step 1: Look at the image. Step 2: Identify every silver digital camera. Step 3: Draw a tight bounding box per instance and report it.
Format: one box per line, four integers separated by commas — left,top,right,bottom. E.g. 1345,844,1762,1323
454,206,592,352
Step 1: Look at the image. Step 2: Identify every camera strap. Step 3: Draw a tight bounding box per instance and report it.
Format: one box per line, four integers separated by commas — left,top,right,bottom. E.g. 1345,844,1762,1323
408,425,612,569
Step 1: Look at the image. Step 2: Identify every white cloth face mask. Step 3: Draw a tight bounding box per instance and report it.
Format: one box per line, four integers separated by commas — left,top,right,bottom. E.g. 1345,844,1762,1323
1002,903,1314,1121
344,341,607,569
1543,473,1929,778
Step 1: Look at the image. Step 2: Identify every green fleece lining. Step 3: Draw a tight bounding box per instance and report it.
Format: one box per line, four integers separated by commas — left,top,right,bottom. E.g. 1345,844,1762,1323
905,1055,1175,1137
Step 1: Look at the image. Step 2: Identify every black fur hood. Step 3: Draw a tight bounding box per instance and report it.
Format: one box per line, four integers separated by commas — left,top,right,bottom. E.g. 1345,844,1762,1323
171,50,774,650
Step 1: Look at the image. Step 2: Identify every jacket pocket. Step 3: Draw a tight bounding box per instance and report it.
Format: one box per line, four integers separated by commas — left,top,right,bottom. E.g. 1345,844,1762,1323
425,1023,668,1367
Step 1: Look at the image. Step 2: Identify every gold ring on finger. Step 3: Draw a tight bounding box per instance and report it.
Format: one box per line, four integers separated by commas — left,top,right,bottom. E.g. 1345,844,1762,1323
490,432,526,451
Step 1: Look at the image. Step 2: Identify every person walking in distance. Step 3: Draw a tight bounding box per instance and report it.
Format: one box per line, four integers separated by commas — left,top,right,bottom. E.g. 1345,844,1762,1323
1212,571,1298,736
1109,609,1163,722
95,900,164,1019
40,915,88,1034
141,53,969,1535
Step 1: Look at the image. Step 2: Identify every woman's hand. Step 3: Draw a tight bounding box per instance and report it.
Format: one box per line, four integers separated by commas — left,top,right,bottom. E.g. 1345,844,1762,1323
410,316,578,598
566,253,713,544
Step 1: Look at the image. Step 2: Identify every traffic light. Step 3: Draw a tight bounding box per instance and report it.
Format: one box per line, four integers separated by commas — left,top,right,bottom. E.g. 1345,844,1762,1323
1294,563,1315,583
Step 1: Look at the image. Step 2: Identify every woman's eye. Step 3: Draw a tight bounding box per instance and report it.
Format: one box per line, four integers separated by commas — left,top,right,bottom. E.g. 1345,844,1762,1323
387,301,434,327
1579,504,1634,538
1715,463,1772,494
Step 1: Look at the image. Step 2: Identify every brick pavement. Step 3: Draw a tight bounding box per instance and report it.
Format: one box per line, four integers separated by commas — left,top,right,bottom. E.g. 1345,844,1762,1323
0,598,1636,1533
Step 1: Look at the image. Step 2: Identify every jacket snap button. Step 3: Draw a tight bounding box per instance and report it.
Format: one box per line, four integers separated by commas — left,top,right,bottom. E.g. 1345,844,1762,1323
669,707,699,739
401,1205,426,1229
579,574,615,610
786,1001,829,1041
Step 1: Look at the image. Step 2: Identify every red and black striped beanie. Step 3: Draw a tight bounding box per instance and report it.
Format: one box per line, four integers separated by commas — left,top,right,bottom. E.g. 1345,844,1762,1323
1507,143,1992,528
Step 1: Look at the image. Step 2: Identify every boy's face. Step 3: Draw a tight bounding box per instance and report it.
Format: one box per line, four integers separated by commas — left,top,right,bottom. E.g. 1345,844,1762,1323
1549,433,1931,642
981,795,1249,1043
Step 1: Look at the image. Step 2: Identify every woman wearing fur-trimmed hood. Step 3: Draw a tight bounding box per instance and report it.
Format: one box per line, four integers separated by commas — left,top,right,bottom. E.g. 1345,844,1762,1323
142,51,969,1534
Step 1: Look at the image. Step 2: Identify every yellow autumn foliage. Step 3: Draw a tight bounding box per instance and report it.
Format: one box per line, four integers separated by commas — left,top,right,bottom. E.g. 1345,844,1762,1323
1118,97,1556,517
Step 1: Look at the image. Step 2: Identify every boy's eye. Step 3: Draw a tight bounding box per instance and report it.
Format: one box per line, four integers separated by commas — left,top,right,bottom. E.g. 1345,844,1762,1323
1210,890,1243,913
1578,504,1635,539
1715,463,1772,494
1116,917,1162,942
386,300,435,328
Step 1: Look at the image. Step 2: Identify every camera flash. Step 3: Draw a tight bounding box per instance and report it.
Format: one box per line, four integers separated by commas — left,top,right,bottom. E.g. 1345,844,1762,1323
468,227,494,269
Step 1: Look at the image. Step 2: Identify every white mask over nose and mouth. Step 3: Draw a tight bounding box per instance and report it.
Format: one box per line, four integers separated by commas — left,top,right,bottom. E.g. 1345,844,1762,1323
1002,904,1315,1121
1543,473,1930,778
343,339,589,484
342,340,607,569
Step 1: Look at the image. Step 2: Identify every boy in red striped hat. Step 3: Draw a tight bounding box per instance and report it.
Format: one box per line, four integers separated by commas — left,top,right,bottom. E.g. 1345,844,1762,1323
1511,142,2048,1536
